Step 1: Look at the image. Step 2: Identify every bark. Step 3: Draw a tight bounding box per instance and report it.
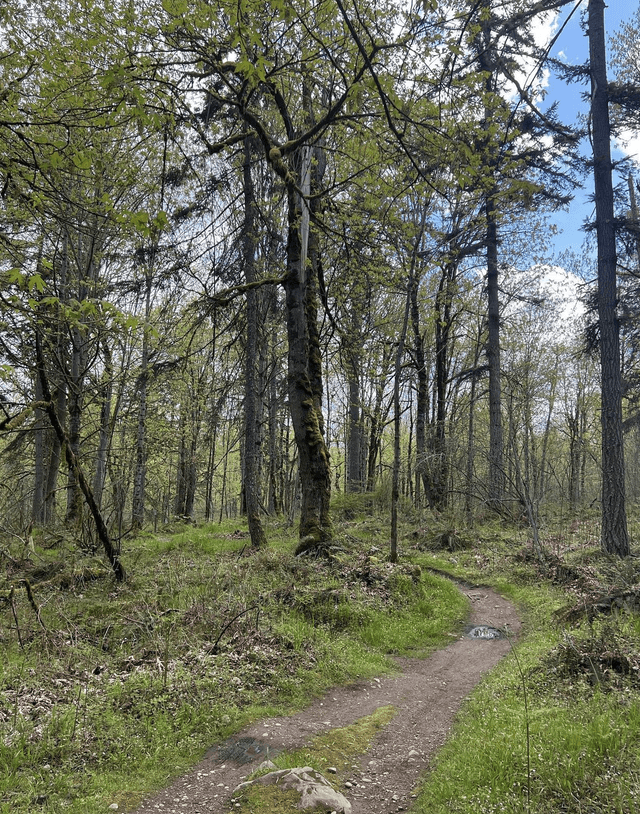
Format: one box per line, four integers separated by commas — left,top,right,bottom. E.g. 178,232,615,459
65,325,85,524
431,260,458,509
485,196,504,504
43,381,66,524
242,134,268,548
465,348,481,520
36,333,125,581
342,262,365,495
391,286,411,563
409,272,429,507
204,416,217,522
204,316,218,522
267,333,282,515
589,0,630,556
477,0,504,507
92,341,113,511
174,409,189,517
345,342,364,494
131,272,152,530
366,345,393,492
285,171,332,553
32,375,46,524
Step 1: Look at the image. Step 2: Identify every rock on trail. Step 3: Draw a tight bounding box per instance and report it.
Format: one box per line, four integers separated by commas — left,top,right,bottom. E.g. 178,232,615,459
131,584,520,814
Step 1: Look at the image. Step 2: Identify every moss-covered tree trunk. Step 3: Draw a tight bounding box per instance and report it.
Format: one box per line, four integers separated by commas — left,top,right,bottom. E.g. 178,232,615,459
284,157,332,554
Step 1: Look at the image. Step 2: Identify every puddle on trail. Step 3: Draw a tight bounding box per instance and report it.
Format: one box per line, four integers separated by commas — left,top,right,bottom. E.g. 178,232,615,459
464,624,505,640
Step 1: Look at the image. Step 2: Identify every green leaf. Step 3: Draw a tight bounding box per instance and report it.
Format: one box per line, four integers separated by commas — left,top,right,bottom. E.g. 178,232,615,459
5,268,24,287
72,152,92,171
27,273,45,293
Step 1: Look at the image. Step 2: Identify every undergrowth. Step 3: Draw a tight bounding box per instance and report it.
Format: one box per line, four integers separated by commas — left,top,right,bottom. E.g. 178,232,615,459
0,517,466,814
3,512,640,814
413,514,640,814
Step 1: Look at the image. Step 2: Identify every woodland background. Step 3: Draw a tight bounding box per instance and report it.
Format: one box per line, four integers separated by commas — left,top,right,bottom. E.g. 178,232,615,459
1,0,640,563
5,4,640,814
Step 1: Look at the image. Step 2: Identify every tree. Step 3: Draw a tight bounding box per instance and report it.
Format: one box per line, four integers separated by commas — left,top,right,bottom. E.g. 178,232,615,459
241,134,268,548
588,0,630,556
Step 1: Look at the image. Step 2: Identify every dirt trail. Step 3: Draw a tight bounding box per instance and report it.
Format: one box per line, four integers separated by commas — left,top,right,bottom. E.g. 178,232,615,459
132,584,520,814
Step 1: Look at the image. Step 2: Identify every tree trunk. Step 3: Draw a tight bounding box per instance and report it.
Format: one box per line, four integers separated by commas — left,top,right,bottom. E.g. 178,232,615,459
92,341,113,511
345,342,364,494
366,344,393,493
589,0,629,556
432,260,457,509
32,375,47,524
36,332,125,580
131,273,152,530
409,271,429,507
174,408,189,517
43,383,66,524
391,286,411,563
66,325,85,524
486,197,504,505
242,135,268,548
285,160,332,553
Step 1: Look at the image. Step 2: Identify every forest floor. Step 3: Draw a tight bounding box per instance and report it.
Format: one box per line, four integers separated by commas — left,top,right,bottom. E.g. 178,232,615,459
4,516,640,813
131,583,521,814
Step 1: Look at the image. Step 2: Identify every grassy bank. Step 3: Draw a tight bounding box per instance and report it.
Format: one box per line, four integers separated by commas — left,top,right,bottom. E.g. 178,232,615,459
0,518,466,814
3,512,640,814
414,519,640,814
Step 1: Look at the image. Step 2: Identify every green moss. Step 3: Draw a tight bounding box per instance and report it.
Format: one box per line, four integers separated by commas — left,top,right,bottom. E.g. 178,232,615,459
232,783,302,813
273,705,396,780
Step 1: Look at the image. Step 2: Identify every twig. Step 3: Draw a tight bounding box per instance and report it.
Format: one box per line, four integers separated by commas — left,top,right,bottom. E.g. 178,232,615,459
8,586,24,649
21,579,46,630
211,604,260,654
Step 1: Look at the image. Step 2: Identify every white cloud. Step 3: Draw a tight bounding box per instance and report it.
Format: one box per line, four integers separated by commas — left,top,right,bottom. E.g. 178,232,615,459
614,129,640,167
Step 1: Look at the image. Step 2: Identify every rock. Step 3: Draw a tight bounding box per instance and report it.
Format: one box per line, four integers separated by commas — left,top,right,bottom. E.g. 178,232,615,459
257,759,277,771
234,767,352,813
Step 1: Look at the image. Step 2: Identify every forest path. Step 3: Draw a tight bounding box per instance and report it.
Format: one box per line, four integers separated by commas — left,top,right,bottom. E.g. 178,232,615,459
132,584,521,814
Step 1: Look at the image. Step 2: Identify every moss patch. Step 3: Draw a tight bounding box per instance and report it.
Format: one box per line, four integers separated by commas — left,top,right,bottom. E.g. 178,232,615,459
232,783,303,813
273,705,396,780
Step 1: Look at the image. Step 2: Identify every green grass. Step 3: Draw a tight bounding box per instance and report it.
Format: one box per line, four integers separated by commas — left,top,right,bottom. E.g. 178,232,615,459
0,518,467,814
6,514,640,814
412,527,640,814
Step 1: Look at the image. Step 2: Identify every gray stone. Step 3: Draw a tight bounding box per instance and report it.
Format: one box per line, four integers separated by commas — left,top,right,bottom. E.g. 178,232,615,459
234,766,352,813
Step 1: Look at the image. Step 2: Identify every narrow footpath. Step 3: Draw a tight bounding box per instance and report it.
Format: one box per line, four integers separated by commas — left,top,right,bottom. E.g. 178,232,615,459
133,584,521,814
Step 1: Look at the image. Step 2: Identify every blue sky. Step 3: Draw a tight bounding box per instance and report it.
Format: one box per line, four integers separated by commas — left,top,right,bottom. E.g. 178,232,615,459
541,0,639,260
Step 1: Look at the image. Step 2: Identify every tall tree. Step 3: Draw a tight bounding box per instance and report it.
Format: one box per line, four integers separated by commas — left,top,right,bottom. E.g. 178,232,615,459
588,0,629,556
241,134,268,548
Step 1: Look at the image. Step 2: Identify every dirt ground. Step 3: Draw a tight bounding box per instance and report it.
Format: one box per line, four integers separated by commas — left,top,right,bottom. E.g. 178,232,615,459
131,584,521,814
